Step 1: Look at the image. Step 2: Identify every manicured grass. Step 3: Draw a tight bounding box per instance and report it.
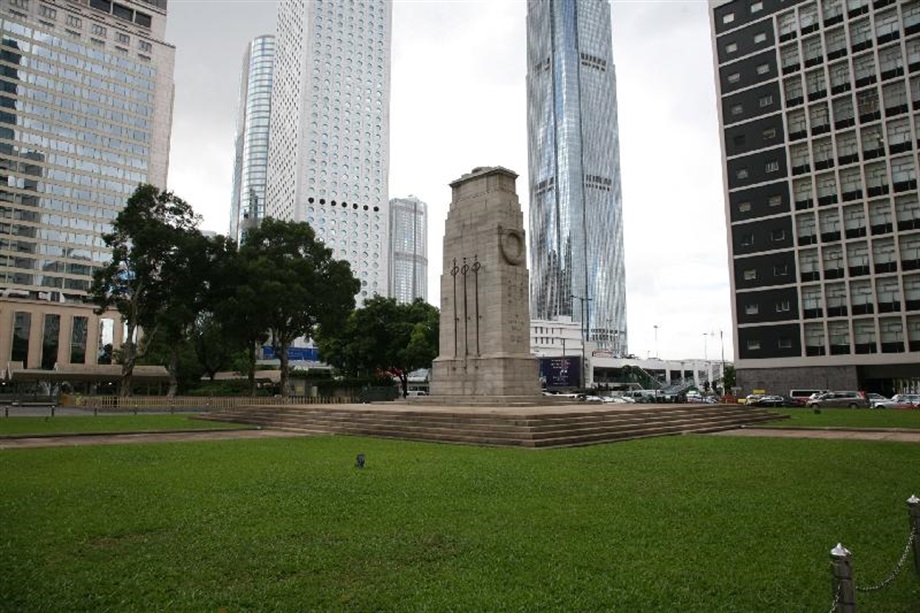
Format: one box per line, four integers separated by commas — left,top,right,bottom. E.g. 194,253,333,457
1,435,918,611
0,414,250,437
760,407,920,430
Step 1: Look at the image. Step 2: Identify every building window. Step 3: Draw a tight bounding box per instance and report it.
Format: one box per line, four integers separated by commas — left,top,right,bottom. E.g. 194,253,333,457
741,233,755,247
736,168,749,179
756,63,770,75
766,160,780,173
747,340,761,350
12,312,32,364
769,195,782,207
774,264,789,276
751,2,763,13
763,128,777,140
754,32,767,43
771,229,786,241
725,42,738,54
66,14,82,28
759,95,774,107
731,104,743,116
745,303,760,315
39,4,56,19
777,337,793,349
743,269,757,281
728,72,741,84
776,301,791,312
738,201,752,213
723,12,735,24
116,32,130,44
92,23,106,36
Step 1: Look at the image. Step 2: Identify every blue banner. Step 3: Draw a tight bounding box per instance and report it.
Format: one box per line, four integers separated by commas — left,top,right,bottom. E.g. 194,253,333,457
261,346,319,361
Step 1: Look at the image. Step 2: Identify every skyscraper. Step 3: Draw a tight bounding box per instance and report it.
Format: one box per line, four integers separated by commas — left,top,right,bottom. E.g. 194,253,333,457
710,0,919,394
388,195,427,303
266,0,391,303
229,34,274,245
0,0,175,369
526,0,628,354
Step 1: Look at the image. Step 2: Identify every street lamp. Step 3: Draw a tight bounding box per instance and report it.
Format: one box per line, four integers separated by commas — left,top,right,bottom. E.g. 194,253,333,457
653,324,660,358
571,294,592,388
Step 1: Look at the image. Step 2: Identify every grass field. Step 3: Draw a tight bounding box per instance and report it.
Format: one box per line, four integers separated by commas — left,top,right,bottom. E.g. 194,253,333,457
761,407,920,430
1,434,918,611
0,414,250,437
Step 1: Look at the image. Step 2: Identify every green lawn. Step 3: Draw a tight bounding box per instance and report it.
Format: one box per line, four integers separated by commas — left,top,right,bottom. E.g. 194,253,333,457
0,414,250,437
1,435,918,611
760,407,920,430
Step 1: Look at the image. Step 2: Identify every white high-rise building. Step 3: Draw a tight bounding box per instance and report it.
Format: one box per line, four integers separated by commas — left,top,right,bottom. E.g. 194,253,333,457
229,34,274,245
388,195,427,304
266,0,392,303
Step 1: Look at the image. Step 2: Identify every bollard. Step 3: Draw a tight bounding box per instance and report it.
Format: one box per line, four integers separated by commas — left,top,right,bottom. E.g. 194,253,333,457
50,405,55,418
908,495,920,576
830,543,856,613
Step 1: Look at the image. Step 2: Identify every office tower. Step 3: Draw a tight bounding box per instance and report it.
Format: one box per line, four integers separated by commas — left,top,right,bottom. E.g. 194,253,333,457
0,0,175,369
388,195,427,303
526,0,628,354
229,34,274,244
266,0,392,303
711,0,919,394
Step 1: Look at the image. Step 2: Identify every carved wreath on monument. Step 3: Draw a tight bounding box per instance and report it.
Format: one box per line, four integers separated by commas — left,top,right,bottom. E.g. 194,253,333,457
498,226,525,266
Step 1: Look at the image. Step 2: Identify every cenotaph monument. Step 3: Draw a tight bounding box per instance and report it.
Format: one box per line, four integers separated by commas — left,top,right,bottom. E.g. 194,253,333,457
430,166,541,400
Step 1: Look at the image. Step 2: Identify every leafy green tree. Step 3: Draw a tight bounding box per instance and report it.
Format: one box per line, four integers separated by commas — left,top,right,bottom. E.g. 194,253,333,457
89,184,200,396
317,297,439,397
190,311,236,382
722,364,737,392
240,218,359,397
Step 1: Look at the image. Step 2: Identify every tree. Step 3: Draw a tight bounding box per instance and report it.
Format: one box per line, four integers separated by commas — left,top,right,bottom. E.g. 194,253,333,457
190,312,236,382
317,297,439,397
722,364,737,393
239,218,360,397
89,185,200,396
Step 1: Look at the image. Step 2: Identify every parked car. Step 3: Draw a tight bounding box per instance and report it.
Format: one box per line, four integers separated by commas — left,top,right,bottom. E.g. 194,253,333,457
739,394,764,405
749,395,803,408
865,393,890,408
877,393,920,408
805,391,870,409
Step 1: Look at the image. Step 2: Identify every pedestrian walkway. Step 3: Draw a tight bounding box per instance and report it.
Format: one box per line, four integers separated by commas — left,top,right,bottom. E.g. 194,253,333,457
0,428,310,450
709,427,920,443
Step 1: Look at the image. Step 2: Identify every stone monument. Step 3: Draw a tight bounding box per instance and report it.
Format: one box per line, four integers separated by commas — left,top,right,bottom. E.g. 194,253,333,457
430,166,541,400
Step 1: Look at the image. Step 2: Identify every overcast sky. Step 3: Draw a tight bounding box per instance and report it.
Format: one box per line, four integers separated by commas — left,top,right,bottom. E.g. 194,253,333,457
164,0,733,362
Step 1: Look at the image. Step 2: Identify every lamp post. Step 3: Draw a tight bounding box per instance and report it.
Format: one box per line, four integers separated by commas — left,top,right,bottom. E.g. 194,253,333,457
653,324,660,358
719,329,725,391
571,294,592,388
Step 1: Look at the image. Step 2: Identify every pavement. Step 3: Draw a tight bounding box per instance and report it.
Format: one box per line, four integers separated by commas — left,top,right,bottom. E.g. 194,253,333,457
1,425,918,450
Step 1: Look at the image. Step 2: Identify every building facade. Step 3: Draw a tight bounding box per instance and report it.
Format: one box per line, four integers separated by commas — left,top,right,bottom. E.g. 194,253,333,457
265,0,392,304
388,195,426,303
525,0,628,353
710,0,920,395
0,0,175,371
229,34,273,244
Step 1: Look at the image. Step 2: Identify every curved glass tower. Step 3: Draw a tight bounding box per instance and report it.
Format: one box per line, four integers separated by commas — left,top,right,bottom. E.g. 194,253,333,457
526,0,628,353
230,34,274,244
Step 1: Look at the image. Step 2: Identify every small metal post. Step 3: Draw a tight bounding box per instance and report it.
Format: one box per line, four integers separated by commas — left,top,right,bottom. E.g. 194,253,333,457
50,405,55,418
830,543,856,612
908,495,920,576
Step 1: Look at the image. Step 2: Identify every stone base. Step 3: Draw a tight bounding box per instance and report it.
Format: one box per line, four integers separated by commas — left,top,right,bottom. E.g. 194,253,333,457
431,355,541,398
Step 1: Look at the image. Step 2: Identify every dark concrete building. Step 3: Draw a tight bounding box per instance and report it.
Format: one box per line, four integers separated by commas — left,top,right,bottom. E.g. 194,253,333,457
710,0,919,395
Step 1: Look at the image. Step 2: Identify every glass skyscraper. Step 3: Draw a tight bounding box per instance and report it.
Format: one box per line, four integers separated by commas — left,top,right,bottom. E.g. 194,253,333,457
0,0,174,368
388,195,427,304
526,0,628,353
229,34,273,245
266,0,391,303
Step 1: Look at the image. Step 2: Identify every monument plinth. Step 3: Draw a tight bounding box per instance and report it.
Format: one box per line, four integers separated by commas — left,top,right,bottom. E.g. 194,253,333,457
430,167,541,400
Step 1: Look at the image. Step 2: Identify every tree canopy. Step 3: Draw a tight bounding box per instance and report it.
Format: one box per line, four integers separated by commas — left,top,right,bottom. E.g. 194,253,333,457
89,184,200,396
316,296,439,397
239,218,360,397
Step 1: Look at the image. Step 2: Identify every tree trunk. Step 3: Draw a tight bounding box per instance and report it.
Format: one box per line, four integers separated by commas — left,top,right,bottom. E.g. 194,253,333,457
247,342,257,396
167,343,180,397
278,340,290,398
120,329,136,398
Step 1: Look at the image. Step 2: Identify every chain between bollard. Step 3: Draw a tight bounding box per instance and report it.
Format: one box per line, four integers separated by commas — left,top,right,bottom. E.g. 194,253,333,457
854,528,917,593
827,585,840,613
